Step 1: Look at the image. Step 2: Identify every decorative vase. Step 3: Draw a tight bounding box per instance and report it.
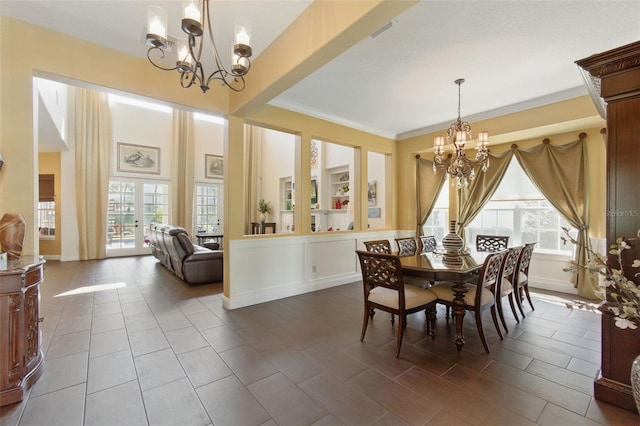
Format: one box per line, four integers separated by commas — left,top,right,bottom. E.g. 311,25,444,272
442,220,464,255
631,354,640,413
259,212,266,223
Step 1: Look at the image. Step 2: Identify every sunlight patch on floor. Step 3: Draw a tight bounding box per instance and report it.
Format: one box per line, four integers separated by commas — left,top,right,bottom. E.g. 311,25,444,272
55,282,127,297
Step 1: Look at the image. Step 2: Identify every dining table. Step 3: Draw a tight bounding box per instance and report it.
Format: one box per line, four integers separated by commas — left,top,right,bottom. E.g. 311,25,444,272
398,249,492,351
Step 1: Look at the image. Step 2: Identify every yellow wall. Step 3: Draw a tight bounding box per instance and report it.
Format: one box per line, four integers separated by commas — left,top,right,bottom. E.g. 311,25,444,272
0,15,229,255
395,97,607,238
243,105,397,237
0,11,609,300
38,152,62,255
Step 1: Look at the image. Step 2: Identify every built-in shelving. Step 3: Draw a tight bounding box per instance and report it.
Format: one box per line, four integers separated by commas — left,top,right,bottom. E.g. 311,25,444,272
329,168,350,212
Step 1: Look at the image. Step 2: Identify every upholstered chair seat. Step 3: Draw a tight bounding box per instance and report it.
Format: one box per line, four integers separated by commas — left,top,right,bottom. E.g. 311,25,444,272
429,283,494,307
368,285,437,310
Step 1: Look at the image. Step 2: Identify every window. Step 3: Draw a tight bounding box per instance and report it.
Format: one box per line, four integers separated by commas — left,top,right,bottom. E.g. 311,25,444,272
194,183,221,234
466,158,574,253
38,202,55,238
422,181,449,241
38,174,55,239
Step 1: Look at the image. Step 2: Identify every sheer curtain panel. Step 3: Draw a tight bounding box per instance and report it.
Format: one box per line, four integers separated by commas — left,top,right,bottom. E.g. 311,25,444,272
416,156,447,237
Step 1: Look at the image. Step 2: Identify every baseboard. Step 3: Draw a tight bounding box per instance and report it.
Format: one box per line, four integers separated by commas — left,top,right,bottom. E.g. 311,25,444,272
594,372,638,414
59,255,80,262
223,273,360,310
529,279,578,296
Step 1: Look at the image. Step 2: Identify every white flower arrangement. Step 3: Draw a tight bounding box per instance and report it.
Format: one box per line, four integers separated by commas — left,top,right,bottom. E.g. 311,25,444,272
562,227,640,329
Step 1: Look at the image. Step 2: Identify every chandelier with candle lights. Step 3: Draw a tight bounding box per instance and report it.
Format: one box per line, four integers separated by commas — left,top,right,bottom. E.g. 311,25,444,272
433,79,489,188
145,0,252,93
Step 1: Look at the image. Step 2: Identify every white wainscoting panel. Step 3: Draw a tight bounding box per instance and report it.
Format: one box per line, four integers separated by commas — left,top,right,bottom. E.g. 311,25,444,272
223,230,582,309
224,231,397,309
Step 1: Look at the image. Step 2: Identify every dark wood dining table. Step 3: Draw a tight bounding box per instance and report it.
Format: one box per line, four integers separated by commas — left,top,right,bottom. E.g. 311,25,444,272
398,250,491,351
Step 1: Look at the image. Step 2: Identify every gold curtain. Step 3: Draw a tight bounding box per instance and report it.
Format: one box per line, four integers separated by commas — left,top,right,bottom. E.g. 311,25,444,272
416,156,447,238
457,149,514,242
171,110,195,234
514,137,596,298
74,87,110,260
244,125,264,233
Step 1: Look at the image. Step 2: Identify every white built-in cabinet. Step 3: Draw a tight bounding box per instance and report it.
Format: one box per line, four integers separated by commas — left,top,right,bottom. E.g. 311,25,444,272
328,168,350,211
279,165,353,233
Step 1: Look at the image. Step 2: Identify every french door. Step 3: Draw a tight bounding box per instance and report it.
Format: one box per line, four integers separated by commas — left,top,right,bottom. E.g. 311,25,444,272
194,182,223,235
107,179,169,257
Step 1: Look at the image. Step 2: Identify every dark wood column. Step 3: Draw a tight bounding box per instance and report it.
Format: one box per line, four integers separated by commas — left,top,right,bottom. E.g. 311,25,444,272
576,41,640,413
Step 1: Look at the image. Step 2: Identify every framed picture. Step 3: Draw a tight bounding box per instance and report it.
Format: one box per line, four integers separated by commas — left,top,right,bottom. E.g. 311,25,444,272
368,207,381,219
368,181,377,206
117,143,160,174
205,154,224,179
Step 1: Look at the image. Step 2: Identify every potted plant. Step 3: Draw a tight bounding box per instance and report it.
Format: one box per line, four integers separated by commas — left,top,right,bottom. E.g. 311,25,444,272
257,199,272,223
562,227,640,410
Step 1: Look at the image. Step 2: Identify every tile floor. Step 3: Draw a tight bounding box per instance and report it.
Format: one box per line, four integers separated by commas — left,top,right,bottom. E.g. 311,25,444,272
1,256,639,425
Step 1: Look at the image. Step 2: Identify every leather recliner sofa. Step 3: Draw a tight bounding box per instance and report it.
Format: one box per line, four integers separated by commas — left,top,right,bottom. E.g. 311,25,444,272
148,223,223,284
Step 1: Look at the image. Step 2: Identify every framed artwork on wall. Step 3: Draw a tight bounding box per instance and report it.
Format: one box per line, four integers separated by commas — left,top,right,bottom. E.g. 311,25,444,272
368,207,381,219
368,181,377,206
205,154,223,179
117,143,160,174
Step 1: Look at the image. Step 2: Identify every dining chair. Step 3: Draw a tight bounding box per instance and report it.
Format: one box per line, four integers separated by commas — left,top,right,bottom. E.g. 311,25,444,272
356,250,437,357
430,250,507,353
363,239,392,254
476,235,509,252
514,242,535,317
395,237,418,256
363,239,396,323
420,235,437,253
496,246,524,333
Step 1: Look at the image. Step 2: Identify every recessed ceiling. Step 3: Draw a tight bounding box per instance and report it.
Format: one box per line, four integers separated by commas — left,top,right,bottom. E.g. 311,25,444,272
2,0,639,140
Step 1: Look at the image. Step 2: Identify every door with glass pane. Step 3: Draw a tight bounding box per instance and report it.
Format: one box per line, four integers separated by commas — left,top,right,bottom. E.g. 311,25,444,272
107,180,169,256
194,183,223,236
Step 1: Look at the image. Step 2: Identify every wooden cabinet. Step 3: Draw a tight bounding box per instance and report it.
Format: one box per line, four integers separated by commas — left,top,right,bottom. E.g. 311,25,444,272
0,257,45,407
577,41,640,413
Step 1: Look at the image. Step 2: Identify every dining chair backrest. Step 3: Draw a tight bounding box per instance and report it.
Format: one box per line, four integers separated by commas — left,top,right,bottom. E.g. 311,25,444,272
476,250,507,305
363,239,392,254
356,250,404,295
518,242,535,275
395,237,418,256
420,235,437,253
476,235,509,252
501,246,523,282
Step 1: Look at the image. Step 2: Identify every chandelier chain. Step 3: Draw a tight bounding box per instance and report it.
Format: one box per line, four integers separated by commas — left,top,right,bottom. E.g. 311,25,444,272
433,78,489,188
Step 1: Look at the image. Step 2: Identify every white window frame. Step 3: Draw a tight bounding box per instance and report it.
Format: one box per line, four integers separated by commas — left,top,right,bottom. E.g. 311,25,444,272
422,179,449,241
194,183,222,235
467,158,574,254
38,201,56,239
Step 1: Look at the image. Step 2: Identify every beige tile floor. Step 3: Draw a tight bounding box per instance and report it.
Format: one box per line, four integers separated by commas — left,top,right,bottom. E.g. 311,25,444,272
1,256,639,425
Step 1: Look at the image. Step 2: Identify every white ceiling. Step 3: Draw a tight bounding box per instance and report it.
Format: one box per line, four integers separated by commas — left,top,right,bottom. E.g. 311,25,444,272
2,1,640,140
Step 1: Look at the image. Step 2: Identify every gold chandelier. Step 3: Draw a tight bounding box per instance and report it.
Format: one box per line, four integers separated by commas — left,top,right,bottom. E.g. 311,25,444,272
145,0,252,93
433,79,489,188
